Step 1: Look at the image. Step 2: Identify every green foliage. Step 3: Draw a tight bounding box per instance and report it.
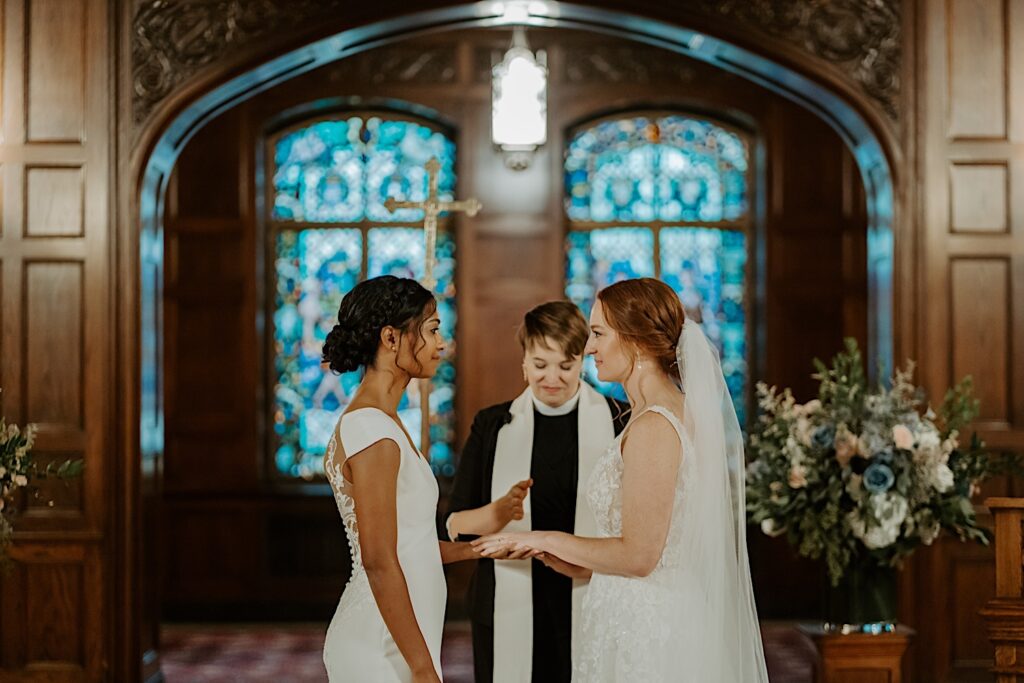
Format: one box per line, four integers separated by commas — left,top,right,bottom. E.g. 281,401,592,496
0,400,84,567
747,339,1014,586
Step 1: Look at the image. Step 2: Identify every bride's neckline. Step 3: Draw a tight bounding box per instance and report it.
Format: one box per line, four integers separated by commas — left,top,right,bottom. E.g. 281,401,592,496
343,406,429,464
617,404,687,450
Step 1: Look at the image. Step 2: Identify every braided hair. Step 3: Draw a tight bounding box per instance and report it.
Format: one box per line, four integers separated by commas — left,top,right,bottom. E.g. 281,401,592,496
322,275,436,374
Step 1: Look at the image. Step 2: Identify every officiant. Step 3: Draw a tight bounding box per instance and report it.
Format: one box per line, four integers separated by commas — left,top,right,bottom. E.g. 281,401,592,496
444,300,629,683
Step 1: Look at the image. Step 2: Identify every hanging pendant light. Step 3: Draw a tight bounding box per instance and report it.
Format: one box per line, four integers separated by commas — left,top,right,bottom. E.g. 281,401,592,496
491,26,547,170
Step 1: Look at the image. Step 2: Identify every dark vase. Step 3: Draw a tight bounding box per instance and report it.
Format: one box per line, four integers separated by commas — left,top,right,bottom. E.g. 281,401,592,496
824,562,898,628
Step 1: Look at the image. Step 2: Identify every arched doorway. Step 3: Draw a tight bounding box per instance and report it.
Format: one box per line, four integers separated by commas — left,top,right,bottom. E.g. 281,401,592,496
127,3,899,678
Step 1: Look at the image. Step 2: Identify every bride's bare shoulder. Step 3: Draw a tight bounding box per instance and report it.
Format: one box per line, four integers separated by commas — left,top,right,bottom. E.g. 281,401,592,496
620,410,682,462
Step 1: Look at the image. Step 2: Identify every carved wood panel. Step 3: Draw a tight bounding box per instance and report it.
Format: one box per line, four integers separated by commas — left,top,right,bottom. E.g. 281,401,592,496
911,0,1024,679
0,0,111,680
128,0,902,127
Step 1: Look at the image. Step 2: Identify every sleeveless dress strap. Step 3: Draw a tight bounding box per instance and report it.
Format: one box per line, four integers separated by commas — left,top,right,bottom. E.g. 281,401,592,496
339,408,403,458
623,404,687,447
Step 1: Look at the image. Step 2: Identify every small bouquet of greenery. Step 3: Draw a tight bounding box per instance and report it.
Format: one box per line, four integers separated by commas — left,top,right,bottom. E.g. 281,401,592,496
746,340,1015,587
1,396,83,566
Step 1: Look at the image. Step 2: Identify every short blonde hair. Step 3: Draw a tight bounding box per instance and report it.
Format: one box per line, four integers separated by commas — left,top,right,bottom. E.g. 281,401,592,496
516,301,589,359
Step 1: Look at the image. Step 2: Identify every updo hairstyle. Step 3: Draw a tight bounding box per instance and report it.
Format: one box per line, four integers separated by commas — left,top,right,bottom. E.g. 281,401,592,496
595,278,686,376
322,275,436,374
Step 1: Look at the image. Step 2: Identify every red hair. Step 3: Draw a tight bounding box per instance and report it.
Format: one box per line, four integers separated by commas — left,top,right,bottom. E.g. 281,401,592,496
596,278,686,376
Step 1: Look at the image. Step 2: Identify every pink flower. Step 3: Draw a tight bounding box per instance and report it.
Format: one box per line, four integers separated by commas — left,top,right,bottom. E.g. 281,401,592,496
893,424,914,450
788,465,808,489
834,425,858,467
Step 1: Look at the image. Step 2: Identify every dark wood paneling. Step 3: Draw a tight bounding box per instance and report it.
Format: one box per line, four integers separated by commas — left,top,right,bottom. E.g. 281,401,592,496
0,542,102,680
25,0,85,143
951,258,1011,424
948,0,1007,140
23,261,84,427
911,0,1024,679
24,166,85,238
0,0,111,680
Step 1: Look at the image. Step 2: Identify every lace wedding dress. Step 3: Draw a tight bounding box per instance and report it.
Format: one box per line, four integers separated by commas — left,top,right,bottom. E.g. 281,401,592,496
574,318,769,682
323,408,446,682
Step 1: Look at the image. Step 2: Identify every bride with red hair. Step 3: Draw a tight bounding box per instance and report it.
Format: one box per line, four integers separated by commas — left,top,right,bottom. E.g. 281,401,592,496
475,278,769,681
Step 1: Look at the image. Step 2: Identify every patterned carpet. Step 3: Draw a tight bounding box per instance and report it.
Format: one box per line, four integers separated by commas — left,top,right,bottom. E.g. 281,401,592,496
161,621,815,682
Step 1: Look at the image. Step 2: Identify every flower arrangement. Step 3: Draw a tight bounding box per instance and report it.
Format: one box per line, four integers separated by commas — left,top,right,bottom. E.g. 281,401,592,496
1,402,83,566
746,339,1016,589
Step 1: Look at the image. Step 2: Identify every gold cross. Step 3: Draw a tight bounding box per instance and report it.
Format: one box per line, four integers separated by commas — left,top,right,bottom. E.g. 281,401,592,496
384,157,481,456
384,157,481,289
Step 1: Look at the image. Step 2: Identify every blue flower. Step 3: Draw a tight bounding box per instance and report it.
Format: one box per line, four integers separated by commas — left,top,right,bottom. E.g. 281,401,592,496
863,462,896,494
812,424,836,450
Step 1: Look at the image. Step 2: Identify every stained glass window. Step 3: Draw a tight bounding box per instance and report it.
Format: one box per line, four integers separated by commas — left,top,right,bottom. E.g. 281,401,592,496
270,114,458,479
273,117,456,223
566,115,748,223
564,114,751,422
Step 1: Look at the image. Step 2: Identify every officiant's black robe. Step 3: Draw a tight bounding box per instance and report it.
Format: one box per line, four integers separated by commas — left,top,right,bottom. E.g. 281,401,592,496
444,396,629,683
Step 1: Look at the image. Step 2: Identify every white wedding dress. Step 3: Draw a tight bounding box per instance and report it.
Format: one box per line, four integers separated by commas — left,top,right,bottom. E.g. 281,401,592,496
574,406,701,681
323,408,446,682
574,318,769,682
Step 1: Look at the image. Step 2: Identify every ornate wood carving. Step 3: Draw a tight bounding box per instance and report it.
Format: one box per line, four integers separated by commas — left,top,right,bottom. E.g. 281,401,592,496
131,0,901,125
132,0,346,123
324,46,458,86
561,45,701,85
688,0,901,120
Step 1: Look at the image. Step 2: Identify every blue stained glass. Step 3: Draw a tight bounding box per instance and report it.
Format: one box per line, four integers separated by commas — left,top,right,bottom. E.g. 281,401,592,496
273,229,363,478
564,113,751,420
565,228,654,401
274,117,456,223
565,228,655,314
271,115,460,479
565,115,748,223
660,227,748,424
368,228,458,474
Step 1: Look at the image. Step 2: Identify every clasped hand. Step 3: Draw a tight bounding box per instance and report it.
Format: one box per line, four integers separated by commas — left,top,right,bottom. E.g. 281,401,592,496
472,531,544,559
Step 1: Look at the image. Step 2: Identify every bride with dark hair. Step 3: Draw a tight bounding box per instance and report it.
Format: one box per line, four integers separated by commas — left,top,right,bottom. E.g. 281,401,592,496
475,278,769,682
321,275,475,683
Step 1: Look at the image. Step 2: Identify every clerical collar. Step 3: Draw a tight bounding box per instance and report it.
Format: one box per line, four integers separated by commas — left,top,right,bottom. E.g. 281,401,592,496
530,386,581,416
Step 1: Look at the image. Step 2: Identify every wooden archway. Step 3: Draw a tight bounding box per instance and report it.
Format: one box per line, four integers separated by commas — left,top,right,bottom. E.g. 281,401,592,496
120,2,904,679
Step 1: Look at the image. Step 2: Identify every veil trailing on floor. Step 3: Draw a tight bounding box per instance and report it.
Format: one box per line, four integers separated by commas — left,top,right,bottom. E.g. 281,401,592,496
676,317,769,681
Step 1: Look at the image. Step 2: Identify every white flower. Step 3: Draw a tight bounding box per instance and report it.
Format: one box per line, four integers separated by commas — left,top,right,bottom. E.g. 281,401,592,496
848,493,909,550
917,429,941,452
761,519,787,537
892,424,914,450
13,475,27,488
934,464,954,493
785,436,806,464
941,431,958,459
0,467,6,478
794,417,813,447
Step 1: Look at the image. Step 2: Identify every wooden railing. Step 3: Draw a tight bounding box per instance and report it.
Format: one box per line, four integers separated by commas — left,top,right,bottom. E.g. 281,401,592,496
981,498,1024,681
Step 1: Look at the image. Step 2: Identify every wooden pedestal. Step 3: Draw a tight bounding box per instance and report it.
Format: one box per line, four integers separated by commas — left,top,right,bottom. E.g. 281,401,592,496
798,624,914,683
